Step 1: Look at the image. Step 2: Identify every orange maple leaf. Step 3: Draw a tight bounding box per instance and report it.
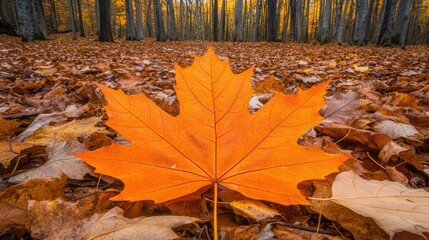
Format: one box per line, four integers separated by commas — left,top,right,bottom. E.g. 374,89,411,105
76,47,348,205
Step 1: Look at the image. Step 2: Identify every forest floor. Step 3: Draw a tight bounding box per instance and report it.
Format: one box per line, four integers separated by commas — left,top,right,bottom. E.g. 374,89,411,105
0,34,428,239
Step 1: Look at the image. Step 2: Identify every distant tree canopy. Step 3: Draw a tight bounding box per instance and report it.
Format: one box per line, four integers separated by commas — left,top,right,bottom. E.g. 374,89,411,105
0,0,428,45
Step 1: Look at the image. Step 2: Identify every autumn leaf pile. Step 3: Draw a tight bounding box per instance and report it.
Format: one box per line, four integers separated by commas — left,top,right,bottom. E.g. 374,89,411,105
0,34,428,239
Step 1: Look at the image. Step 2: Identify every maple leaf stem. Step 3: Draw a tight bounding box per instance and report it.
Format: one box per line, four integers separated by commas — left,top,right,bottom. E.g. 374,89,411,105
213,182,218,240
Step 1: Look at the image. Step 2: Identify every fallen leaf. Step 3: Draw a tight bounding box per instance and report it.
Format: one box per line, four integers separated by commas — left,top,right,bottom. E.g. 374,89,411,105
23,117,107,145
389,92,422,111
309,180,389,240
374,120,420,139
0,140,32,168
26,194,116,240
16,104,90,141
378,141,408,162
76,47,348,205
0,174,66,230
10,141,92,182
331,171,429,238
254,75,284,94
0,118,20,137
302,76,321,84
353,65,369,72
316,123,391,150
258,222,343,240
78,207,200,240
230,200,280,222
321,91,361,124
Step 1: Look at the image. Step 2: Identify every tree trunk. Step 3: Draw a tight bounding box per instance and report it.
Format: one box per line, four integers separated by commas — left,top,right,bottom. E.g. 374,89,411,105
282,0,289,41
134,0,144,40
16,0,47,42
392,0,411,47
166,0,177,40
289,0,297,40
145,0,153,37
211,0,218,41
377,0,397,45
321,0,332,42
98,0,113,42
125,0,136,40
179,0,184,39
49,0,58,32
243,0,247,40
234,0,243,41
267,0,276,41
220,0,226,41
95,0,100,34
353,0,367,44
303,0,310,41
253,0,261,41
76,0,85,37
67,0,76,39
153,0,166,41
365,0,375,42
335,0,346,43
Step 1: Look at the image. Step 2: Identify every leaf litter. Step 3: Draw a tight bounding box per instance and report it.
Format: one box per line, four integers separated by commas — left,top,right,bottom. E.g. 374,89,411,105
0,34,428,239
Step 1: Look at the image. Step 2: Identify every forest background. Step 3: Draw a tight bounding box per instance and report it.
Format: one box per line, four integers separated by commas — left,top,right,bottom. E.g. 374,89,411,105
0,0,428,46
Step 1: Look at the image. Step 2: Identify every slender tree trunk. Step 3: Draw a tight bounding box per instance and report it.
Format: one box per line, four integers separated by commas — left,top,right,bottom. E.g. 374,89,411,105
296,0,303,41
243,0,247,40
153,0,166,41
353,0,367,44
179,0,184,39
166,0,177,40
253,0,261,41
303,0,310,41
248,0,253,41
282,0,289,41
98,0,113,42
377,0,397,45
125,0,136,40
321,0,332,42
67,0,76,39
76,0,85,37
338,0,349,44
211,0,218,41
234,0,243,41
365,0,375,42
220,0,226,41
134,0,144,40
317,0,325,40
112,0,118,37
145,0,153,37
267,0,276,41
95,0,100,34
49,0,58,32
289,0,297,40
185,0,190,39
393,0,411,47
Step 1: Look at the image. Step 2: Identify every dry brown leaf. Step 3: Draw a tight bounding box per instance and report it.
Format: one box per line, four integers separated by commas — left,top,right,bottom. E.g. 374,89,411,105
374,120,420,140
321,91,361,124
23,117,107,145
10,141,92,182
0,118,20,138
331,171,429,238
230,200,280,222
0,174,66,230
0,140,33,168
16,104,90,141
78,207,201,240
316,123,391,150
